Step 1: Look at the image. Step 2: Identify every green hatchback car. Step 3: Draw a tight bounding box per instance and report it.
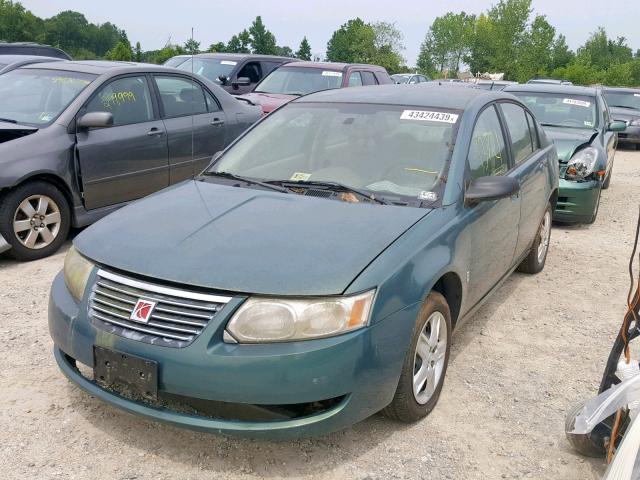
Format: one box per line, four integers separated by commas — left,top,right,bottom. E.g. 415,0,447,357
505,84,626,223
49,85,559,438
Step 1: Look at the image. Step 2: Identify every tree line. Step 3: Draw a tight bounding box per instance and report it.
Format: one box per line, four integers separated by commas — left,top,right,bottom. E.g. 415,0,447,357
417,0,640,86
1,0,639,86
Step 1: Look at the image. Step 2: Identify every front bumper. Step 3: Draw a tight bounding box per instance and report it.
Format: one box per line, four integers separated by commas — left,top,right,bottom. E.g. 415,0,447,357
0,233,10,254
49,272,415,438
554,178,601,223
618,125,640,144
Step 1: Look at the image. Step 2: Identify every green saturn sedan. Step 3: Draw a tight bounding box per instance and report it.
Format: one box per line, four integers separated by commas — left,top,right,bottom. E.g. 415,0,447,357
49,84,559,438
505,84,626,224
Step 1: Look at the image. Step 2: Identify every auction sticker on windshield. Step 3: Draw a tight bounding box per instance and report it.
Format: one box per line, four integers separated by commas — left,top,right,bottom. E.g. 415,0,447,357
401,110,459,123
220,61,237,65
562,98,591,108
321,71,342,77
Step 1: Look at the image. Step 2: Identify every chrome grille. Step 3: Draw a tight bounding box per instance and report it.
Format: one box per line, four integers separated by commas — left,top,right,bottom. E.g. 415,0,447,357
89,269,232,348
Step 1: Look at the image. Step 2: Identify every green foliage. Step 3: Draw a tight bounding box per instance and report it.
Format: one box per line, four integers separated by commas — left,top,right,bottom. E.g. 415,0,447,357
226,30,251,53
418,12,475,76
577,27,633,69
183,38,200,55
274,45,294,57
296,36,312,61
326,18,406,73
134,42,142,62
248,16,277,54
0,0,42,43
144,44,184,64
207,42,227,53
105,40,133,61
326,18,377,63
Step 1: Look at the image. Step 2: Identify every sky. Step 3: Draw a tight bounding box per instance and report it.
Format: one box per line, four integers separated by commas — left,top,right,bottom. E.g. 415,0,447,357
19,0,640,65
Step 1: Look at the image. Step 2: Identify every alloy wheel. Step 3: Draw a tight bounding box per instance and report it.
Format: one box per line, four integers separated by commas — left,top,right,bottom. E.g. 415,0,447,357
536,210,552,264
12,195,62,250
413,311,448,405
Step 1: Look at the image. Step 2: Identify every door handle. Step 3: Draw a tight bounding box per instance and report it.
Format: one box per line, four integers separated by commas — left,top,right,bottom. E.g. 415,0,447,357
147,128,165,136
210,118,225,127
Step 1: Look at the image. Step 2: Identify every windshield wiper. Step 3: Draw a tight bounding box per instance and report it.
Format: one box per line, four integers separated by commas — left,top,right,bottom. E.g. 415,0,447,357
0,117,18,124
268,180,388,205
202,171,289,193
609,105,639,110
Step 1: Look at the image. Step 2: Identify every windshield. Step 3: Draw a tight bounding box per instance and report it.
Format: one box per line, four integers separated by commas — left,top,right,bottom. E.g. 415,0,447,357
511,92,597,129
164,56,187,68
254,67,343,96
209,102,459,203
0,68,95,125
392,75,411,84
603,91,640,111
175,58,237,84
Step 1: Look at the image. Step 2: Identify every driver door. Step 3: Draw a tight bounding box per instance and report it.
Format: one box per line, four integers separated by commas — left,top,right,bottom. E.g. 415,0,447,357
76,75,169,211
464,105,521,306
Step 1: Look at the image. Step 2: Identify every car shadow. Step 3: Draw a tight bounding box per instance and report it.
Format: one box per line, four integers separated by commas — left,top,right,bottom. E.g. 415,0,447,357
67,381,410,477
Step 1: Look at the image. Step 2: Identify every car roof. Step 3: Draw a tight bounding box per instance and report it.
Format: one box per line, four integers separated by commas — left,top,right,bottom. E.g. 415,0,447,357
20,60,183,76
280,61,386,71
295,83,506,109
505,83,597,96
0,54,62,63
171,53,297,62
601,86,640,93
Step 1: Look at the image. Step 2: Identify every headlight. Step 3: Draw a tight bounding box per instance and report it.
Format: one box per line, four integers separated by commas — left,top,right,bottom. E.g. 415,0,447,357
630,119,640,127
566,147,598,180
225,290,375,343
63,246,94,302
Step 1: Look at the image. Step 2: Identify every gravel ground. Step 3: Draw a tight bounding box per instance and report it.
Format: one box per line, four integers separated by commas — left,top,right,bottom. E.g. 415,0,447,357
1,149,640,480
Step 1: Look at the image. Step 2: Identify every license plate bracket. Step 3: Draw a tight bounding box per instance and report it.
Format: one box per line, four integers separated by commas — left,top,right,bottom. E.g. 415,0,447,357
93,346,158,400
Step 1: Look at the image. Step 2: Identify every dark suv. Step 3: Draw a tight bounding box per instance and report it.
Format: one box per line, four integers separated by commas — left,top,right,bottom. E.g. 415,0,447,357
239,62,394,114
0,42,71,60
165,53,298,95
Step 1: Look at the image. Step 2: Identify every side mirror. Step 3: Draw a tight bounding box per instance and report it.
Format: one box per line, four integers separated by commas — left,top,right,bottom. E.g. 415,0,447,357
77,112,113,129
608,120,627,132
218,75,228,85
465,176,520,205
231,77,251,89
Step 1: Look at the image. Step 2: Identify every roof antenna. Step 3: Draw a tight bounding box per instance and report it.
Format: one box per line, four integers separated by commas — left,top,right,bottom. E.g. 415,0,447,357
191,27,195,169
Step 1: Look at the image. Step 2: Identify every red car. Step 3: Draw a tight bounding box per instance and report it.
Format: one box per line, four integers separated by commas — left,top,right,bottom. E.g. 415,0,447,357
239,62,393,114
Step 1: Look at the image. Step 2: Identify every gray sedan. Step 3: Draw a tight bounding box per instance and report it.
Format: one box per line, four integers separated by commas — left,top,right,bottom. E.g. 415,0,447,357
0,61,261,260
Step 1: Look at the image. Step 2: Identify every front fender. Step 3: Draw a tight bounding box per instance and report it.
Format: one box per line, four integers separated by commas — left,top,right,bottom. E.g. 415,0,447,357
346,205,467,324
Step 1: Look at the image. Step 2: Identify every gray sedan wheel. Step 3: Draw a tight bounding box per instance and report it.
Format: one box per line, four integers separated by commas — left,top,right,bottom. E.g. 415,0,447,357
0,181,70,261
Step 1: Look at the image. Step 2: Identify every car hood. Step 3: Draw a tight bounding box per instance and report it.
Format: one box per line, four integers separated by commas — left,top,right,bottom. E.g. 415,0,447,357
240,92,297,114
609,106,640,122
75,181,430,296
543,126,597,163
0,120,38,144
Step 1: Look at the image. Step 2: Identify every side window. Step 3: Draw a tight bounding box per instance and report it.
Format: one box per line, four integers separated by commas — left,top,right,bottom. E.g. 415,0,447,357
85,76,153,126
525,111,539,149
347,71,363,87
237,61,262,83
361,71,378,86
260,61,282,76
408,76,419,84
155,76,208,117
468,106,509,179
204,89,220,112
501,103,533,165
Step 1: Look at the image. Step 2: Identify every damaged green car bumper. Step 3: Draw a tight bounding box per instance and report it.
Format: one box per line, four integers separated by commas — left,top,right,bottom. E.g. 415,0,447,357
554,178,601,224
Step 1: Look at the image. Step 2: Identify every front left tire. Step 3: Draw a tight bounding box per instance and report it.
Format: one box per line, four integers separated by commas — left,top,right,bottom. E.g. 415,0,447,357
0,181,70,261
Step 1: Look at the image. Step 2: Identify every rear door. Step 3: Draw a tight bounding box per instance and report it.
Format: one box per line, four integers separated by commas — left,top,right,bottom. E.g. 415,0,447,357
76,74,169,211
464,104,521,306
153,74,227,181
498,102,549,259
